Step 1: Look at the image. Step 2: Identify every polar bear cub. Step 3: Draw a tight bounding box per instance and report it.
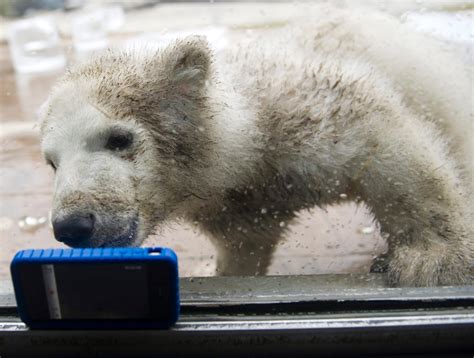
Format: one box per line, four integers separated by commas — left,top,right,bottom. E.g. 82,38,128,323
39,6,472,286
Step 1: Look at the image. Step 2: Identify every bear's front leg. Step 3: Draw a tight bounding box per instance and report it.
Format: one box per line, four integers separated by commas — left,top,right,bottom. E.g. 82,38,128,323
196,202,295,276
354,119,472,286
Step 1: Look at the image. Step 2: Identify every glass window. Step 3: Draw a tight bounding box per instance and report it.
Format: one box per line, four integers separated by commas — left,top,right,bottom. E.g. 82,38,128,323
0,0,472,289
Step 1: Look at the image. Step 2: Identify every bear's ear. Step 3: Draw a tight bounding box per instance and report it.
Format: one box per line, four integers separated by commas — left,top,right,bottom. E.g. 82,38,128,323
162,36,211,96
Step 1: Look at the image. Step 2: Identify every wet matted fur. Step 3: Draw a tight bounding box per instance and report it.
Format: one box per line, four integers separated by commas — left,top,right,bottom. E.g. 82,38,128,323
39,6,473,286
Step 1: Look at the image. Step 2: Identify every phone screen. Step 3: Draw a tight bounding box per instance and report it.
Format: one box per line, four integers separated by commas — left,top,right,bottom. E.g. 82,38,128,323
17,262,172,320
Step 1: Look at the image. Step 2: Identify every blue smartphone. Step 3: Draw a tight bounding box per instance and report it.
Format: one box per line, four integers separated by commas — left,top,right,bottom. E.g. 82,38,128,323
10,247,179,329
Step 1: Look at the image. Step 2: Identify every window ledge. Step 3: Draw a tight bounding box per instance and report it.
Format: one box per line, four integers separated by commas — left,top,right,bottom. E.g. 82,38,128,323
1,274,473,356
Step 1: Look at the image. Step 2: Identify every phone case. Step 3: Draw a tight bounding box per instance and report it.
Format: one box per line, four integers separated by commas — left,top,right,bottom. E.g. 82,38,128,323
11,247,179,329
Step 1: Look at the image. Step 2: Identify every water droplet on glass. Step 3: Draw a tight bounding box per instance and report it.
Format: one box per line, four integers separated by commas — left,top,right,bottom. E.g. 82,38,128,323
18,216,48,233
360,226,375,235
25,217,38,226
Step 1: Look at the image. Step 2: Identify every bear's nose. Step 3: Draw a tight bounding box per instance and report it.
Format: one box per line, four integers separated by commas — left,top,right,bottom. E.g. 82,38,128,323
53,214,95,247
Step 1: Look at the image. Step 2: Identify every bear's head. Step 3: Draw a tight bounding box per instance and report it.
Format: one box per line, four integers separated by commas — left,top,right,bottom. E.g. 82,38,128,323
39,36,217,248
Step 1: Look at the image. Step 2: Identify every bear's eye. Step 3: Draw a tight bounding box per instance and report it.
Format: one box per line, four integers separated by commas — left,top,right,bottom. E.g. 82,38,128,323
106,132,133,151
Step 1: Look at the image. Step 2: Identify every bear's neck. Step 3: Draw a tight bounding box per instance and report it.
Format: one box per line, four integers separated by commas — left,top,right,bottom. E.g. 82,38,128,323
198,81,262,195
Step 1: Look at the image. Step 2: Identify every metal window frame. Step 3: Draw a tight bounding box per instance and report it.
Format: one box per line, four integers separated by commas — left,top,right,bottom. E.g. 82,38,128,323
1,274,473,357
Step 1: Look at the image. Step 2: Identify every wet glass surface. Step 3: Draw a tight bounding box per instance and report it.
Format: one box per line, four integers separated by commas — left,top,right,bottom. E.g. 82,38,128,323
0,44,385,278
0,1,470,282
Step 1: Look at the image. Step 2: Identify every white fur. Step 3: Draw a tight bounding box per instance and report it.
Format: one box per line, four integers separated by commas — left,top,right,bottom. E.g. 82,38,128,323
39,6,473,286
